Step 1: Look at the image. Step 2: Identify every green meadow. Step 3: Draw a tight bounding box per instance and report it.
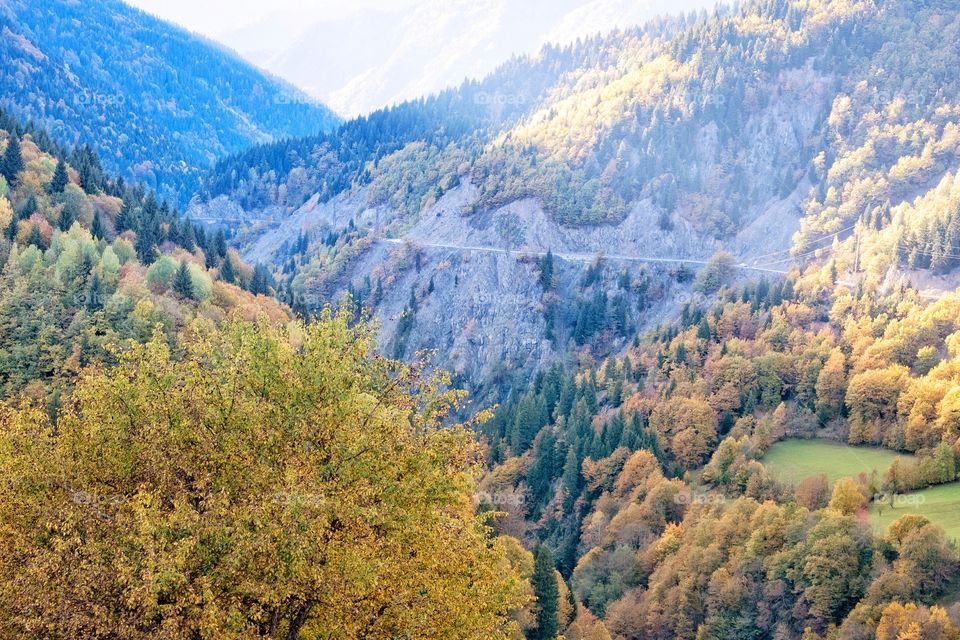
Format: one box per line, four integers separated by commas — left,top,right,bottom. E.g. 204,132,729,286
868,483,960,542
760,439,960,541
761,438,904,486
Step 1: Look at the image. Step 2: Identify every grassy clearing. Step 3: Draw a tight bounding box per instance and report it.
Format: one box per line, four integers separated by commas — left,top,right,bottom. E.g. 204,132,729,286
868,482,960,542
761,438,904,486
759,439,960,541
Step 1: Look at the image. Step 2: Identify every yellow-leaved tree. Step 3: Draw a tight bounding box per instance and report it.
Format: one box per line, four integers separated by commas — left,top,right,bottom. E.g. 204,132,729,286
0,312,526,639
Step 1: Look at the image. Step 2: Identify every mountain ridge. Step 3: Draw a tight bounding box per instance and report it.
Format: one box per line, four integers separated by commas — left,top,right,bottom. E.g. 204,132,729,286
0,0,340,206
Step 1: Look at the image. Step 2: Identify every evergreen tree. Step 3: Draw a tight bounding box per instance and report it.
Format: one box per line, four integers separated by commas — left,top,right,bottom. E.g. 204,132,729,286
91,212,106,239
1,134,23,187
19,193,38,220
49,160,69,194
561,446,581,512
27,224,43,248
214,229,227,259
181,222,196,251
87,274,104,311
530,545,559,640
220,254,236,283
173,261,194,299
250,263,271,295
115,199,137,233
135,224,156,263
57,203,75,230
539,250,554,290
697,317,712,341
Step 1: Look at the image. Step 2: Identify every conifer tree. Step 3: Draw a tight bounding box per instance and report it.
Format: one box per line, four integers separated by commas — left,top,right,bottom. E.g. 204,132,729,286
115,199,137,233
173,260,194,299
91,212,105,239
135,225,156,263
539,250,554,290
220,254,235,283
49,159,69,193
27,224,42,248
531,545,559,640
1,134,23,187
58,203,75,230
87,274,104,311
250,263,270,295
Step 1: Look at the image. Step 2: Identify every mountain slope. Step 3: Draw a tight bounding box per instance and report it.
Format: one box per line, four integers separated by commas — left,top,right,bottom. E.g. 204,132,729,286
194,0,960,406
0,108,287,404
0,0,340,205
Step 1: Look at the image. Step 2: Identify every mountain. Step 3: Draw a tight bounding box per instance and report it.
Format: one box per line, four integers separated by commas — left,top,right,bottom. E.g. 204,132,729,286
0,108,292,401
3,0,960,638
0,110,527,639
200,0,716,117
196,0,960,404
0,0,340,206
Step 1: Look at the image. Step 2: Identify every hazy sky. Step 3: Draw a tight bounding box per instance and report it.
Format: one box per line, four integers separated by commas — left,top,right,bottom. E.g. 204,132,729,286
126,0,715,116
126,0,418,36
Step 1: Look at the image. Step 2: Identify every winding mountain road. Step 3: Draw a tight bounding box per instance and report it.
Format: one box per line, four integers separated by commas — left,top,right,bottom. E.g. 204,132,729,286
376,238,791,275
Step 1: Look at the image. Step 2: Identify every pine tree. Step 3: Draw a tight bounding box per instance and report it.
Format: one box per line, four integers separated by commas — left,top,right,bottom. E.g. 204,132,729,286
115,199,137,233
214,229,227,259
181,222,196,251
560,446,580,512
697,317,712,340
87,274,104,311
91,212,105,239
220,254,235,283
27,224,43,248
58,203,75,230
539,250,554,290
1,134,24,187
173,261,194,299
49,160,69,194
250,264,271,295
19,193,37,220
135,225,156,263
530,545,559,640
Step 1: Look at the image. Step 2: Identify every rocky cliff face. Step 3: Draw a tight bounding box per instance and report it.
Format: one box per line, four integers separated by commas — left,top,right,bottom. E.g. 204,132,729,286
230,172,803,401
213,55,833,399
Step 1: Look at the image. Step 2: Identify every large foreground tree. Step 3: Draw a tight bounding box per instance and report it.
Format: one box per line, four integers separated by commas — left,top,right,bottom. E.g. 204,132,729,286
0,313,525,639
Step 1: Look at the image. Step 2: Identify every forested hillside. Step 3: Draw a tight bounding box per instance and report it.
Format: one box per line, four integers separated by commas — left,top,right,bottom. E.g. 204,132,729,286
0,109,532,639
0,0,340,205
0,109,288,407
479,259,960,639
198,0,960,414
4,0,960,638
206,0,959,238
195,1,960,638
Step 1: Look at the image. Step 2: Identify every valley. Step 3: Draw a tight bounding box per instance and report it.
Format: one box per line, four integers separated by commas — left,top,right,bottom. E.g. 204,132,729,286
2,0,960,638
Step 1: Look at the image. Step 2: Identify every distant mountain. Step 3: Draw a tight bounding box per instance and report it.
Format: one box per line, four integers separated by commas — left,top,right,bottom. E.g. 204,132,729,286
197,0,960,400
214,0,716,117
0,0,340,205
